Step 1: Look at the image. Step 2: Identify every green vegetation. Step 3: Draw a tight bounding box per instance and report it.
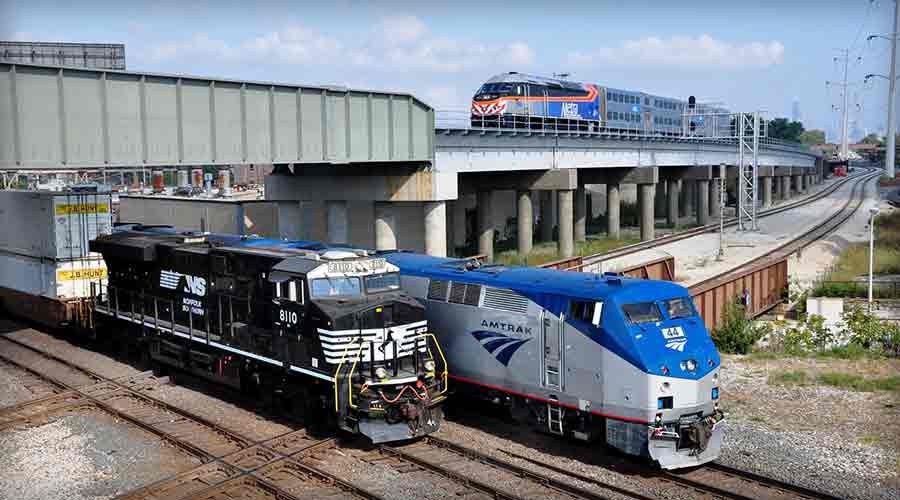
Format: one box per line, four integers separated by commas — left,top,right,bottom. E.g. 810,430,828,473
767,118,804,143
814,211,900,294
768,370,900,393
493,238,639,267
799,129,826,145
710,303,771,354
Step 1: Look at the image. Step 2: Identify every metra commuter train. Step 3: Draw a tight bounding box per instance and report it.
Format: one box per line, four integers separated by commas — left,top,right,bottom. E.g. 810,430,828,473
385,253,724,469
470,72,695,135
88,225,447,443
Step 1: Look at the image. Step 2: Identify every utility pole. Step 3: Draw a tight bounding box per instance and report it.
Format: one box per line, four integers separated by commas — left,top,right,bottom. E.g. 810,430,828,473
887,0,899,178
837,49,851,161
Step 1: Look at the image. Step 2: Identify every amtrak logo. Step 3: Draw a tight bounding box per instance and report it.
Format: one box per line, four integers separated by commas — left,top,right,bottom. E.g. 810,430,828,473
471,331,530,366
662,326,687,351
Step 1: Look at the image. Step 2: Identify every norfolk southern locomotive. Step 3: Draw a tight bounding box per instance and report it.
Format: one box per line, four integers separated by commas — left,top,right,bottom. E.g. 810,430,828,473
88,225,448,443
471,72,706,135
385,253,724,469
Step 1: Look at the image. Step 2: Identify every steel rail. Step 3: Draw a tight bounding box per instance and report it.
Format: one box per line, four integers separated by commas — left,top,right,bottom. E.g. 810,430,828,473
0,334,384,500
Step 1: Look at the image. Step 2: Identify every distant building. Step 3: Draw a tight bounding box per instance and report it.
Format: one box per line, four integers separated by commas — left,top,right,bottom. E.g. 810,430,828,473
0,41,125,69
791,98,801,123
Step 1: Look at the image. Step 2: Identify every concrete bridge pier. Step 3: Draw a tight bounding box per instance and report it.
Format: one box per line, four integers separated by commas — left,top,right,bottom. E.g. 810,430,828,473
709,179,720,219
557,190,575,258
517,190,534,256
606,183,621,239
374,202,398,251
761,176,773,208
574,186,587,243
424,201,448,258
697,179,710,225
477,191,494,262
667,178,680,226
639,183,655,241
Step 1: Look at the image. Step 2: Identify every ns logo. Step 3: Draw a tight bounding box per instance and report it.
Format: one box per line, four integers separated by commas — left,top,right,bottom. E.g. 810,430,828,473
160,270,207,297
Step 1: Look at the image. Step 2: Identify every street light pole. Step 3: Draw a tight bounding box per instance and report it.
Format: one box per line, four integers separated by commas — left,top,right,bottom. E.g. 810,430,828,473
869,206,880,308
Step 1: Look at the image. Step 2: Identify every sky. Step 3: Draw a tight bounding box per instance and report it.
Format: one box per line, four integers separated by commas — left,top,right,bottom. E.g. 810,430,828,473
2,0,897,143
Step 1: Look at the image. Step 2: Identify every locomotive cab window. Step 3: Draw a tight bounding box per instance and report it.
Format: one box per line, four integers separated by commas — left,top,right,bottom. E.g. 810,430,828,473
570,300,604,327
663,297,696,320
311,277,362,297
365,272,401,293
621,301,663,324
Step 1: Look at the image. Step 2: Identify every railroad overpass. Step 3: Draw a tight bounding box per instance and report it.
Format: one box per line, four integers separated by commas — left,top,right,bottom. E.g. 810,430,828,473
1,62,822,259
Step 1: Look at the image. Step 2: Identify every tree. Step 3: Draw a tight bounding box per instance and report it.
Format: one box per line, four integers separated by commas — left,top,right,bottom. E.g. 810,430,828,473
767,118,805,142
861,133,884,145
799,129,826,145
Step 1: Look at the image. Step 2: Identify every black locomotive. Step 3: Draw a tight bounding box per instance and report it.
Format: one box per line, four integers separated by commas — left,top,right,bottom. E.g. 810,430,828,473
88,225,447,442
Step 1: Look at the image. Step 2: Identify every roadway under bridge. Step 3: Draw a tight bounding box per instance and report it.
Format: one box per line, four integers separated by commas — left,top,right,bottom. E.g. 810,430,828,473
1,62,823,259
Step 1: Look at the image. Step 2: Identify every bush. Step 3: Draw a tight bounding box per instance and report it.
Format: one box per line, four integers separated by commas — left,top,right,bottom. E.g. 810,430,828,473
711,303,770,354
882,322,900,357
841,305,884,349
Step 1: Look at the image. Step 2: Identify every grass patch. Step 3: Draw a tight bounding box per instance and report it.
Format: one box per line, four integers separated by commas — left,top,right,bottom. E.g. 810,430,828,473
493,237,639,267
818,373,900,392
815,211,900,291
814,343,878,360
767,369,900,392
768,370,811,386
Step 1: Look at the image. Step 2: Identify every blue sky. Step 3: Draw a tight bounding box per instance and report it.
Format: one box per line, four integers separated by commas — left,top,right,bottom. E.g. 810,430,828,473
2,0,896,142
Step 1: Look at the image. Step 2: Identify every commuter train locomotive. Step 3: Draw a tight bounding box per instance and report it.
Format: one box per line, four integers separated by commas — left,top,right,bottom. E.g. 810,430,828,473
470,72,690,135
88,225,448,443
385,253,725,469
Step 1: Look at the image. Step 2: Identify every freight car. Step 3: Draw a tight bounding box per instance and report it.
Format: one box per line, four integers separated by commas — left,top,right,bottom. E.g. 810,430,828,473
88,226,448,442
385,252,724,469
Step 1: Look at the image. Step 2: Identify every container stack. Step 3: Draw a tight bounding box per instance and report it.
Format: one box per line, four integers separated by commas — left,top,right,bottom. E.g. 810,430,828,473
0,187,113,326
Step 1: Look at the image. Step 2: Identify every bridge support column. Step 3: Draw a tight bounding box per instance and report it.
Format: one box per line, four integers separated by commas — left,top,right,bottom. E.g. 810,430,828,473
607,183,621,239
799,174,807,193
539,190,553,242
696,180,710,225
478,190,494,263
325,201,348,244
761,177,773,208
780,175,791,200
424,201,447,257
517,190,533,256
451,199,467,254
667,178,680,226
374,202,397,251
639,183,655,241
574,185,586,242
684,180,696,220
557,189,575,258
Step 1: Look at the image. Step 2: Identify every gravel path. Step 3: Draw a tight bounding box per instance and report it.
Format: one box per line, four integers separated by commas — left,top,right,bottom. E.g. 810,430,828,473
0,412,198,500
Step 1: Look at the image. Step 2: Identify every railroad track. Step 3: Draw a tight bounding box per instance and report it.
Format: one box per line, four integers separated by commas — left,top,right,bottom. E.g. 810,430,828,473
0,334,381,500
690,169,880,294
501,447,843,500
573,170,869,271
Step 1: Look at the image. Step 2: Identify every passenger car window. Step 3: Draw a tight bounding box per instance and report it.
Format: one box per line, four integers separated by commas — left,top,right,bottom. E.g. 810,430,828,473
621,302,663,324
663,297,696,320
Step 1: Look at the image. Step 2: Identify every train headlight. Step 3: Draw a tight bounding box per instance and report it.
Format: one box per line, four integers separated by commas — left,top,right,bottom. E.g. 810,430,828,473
375,367,388,379
424,360,436,372
686,359,697,371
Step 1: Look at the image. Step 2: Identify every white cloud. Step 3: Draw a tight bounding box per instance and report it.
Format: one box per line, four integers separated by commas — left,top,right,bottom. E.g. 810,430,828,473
144,17,534,74
568,35,784,69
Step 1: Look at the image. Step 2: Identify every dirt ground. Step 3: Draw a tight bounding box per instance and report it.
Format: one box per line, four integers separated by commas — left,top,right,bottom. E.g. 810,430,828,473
719,353,900,490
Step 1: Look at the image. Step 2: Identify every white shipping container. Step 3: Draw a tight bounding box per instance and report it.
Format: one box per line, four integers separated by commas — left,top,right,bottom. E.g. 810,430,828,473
0,190,113,260
0,252,107,300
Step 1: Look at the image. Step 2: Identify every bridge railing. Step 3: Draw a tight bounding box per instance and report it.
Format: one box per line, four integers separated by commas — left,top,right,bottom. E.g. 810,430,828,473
435,109,810,153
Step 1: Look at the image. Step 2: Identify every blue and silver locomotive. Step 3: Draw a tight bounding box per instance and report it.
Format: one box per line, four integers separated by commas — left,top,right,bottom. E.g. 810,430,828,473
470,72,688,135
385,253,724,469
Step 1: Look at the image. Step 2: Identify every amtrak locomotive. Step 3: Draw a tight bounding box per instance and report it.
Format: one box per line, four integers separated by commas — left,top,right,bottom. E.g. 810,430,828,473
385,253,724,469
471,72,691,135
88,225,448,443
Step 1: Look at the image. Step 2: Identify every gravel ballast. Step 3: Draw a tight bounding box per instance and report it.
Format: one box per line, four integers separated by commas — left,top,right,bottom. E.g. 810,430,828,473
0,412,198,500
